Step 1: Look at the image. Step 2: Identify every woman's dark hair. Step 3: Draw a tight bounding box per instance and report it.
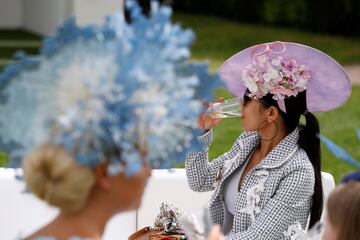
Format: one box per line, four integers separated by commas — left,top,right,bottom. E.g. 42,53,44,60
244,90,323,227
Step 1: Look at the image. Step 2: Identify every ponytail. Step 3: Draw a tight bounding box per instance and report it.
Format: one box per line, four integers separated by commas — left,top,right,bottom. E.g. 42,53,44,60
298,112,323,227
258,90,324,228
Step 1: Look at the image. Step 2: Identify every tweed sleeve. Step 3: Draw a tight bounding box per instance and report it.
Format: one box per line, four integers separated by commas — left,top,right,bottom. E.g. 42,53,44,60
185,129,240,193
226,164,315,240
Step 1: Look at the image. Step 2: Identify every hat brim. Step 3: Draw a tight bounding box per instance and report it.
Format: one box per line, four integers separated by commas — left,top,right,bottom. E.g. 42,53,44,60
218,42,351,112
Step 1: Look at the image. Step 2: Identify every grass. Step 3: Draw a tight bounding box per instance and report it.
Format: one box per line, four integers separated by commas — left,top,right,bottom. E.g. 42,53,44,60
0,47,39,59
0,29,41,40
0,152,9,167
173,13,360,68
0,30,41,70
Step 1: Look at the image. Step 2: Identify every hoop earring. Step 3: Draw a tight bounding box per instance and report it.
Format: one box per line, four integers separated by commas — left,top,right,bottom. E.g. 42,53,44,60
257,120,279,141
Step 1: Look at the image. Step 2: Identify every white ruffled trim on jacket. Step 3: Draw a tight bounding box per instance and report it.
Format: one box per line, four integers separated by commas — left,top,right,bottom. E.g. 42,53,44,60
283,221,306,240
239,170,269,223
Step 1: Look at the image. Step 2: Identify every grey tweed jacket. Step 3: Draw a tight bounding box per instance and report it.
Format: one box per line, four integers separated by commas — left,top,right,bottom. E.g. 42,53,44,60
185,128,315,240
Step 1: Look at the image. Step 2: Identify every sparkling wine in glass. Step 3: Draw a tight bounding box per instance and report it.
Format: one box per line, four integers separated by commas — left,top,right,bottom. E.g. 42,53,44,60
206,97,242,119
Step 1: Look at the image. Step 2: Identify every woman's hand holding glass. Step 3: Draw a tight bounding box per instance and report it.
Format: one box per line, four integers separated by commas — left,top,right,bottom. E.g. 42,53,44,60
198,96,243,130
198,97,225,130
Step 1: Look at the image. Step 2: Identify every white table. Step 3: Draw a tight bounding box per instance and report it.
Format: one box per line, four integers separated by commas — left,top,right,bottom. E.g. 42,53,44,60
0,168,335,239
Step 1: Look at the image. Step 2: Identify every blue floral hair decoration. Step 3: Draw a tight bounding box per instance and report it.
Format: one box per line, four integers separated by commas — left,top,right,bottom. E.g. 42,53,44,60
319,130,360,183
0,1,222,176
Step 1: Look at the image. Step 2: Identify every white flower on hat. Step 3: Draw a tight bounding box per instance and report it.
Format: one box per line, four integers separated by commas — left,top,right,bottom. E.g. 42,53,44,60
263,67,280,83
242,69,259,94
242,54,310,101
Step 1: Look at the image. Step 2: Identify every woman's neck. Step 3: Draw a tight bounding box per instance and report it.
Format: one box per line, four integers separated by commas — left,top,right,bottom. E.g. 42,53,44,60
56,201,112,239
27,190,121,240
258,123,287,159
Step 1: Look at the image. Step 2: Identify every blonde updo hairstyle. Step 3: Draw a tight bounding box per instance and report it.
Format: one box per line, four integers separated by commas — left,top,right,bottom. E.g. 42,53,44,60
23,144,96,213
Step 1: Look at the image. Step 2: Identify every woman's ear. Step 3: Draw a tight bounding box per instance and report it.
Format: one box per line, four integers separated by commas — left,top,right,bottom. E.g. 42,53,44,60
267,106,280,122
94,162,111,189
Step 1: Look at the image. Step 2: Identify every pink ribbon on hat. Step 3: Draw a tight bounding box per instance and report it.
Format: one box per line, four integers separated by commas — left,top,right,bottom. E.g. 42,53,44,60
251,41,288,113
252,41,286,58
277,99,287,113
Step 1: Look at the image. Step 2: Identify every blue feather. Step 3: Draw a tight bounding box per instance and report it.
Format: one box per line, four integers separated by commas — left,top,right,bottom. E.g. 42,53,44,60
319,134,360,168
0,1,220,175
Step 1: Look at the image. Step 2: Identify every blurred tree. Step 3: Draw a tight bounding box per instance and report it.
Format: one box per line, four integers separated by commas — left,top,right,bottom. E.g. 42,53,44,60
172,0,360,36
306,0,360,35
262,0,307,26
0,152,9,167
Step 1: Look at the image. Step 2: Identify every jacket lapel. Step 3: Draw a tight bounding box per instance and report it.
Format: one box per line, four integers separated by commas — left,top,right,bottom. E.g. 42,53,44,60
210,128,300,206
256,127,300,170
210,131,260,206
220,131,260,185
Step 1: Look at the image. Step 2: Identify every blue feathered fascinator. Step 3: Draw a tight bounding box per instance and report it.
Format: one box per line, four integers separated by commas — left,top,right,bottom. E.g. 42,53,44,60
0,1,222,175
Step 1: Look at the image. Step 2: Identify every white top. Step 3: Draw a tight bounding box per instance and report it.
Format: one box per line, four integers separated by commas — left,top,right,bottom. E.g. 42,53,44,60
222,151,253,234
224,162,248,214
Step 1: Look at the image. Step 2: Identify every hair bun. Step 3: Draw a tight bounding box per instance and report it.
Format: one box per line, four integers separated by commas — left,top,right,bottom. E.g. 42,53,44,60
23,144,95,212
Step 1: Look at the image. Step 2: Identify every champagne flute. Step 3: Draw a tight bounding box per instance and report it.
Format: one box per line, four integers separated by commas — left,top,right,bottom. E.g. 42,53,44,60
205,96,242,119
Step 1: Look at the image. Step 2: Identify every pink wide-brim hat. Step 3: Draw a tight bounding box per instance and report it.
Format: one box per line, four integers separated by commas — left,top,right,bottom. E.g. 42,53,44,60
218,41,352,112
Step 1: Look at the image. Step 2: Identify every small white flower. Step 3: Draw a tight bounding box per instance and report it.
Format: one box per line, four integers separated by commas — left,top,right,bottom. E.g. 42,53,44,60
263,67,280,83
245,78,259,93
259,84,270,96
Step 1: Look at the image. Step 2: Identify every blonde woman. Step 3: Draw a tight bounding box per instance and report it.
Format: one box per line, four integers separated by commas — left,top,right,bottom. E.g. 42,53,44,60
0,2,219,239
24,145,151,239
